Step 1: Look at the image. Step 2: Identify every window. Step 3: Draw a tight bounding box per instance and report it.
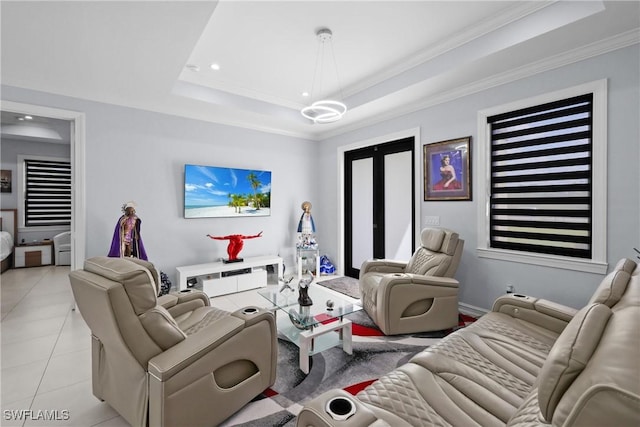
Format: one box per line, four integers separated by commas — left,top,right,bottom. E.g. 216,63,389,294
489,94,593,258
22,157,71,227
477,80,607,273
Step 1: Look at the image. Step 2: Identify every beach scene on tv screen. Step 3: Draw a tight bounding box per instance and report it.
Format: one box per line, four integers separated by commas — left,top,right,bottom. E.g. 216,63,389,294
184,165,271,218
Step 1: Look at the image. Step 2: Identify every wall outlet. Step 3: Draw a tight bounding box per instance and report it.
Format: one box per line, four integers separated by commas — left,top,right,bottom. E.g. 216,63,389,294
424,216,440,226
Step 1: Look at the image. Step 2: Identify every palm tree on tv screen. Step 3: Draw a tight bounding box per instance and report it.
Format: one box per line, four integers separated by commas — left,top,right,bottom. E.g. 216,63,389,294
228,193,245,214
257,192,270,208
247,172,262,210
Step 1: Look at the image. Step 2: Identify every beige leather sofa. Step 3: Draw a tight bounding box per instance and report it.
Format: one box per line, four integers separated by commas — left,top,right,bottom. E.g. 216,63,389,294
69,256,277,427
297,258,639,427
359,227,464,334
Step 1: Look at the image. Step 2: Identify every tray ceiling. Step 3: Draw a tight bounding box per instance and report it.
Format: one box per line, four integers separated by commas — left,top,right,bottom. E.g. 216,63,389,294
1,1,638,141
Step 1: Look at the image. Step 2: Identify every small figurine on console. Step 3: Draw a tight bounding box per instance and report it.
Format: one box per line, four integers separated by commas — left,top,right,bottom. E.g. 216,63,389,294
206,231,262,263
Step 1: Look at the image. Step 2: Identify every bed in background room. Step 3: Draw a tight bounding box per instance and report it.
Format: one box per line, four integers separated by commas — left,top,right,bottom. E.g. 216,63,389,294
1,209,18,273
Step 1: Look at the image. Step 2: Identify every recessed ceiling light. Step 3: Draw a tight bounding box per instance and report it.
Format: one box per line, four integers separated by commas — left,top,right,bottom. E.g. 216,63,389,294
185,64,200,72
210,63,220,71
24,115,33,120
17,117,24,121
302,92,310,97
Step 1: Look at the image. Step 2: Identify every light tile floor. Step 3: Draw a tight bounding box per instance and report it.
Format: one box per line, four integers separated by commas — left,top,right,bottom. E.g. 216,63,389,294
0,265,349,426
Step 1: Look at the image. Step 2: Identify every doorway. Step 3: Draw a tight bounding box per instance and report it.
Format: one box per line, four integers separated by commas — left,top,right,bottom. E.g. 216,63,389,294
1,101,86,271
344,136,415,278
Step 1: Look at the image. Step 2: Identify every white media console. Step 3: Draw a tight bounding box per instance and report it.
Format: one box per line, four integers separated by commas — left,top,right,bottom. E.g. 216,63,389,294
176,255,283,298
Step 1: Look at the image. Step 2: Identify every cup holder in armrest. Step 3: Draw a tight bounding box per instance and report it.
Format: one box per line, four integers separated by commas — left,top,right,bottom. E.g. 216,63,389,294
513,294,527,298
325,396,356,421
180,289,192,293
242,307,258,315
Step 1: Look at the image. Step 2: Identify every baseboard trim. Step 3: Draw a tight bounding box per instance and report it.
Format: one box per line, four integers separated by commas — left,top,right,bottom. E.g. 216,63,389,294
459,303,489,318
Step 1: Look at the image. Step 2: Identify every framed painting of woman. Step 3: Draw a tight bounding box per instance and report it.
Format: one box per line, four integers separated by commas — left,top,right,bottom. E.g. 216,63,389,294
423,137,472,201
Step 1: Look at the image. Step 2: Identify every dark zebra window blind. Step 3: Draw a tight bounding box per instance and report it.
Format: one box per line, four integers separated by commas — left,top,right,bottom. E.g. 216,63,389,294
24,159,71,227
488,93,593,259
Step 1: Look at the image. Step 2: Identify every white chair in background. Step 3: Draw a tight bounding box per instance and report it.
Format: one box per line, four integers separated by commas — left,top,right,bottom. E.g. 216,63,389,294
53,231,71,265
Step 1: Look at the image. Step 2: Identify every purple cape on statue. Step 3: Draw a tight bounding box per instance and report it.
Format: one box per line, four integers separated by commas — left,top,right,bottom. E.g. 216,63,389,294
108,215,148,260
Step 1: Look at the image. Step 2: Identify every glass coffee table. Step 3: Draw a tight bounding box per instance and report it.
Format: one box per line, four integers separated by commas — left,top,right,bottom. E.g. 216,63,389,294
258,283,362,373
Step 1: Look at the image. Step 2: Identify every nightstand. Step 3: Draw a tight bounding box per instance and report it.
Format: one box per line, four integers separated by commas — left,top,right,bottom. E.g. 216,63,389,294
14,240,53,268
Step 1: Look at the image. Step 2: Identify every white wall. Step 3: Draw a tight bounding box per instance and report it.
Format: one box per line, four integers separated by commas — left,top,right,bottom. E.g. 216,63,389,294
317,45,640,311
2,45,638,310
1,86,317,284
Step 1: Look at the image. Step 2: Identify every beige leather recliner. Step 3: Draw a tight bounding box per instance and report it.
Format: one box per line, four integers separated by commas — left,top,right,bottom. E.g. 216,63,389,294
69,256,277,427
359,227,464,335
297,258,639,427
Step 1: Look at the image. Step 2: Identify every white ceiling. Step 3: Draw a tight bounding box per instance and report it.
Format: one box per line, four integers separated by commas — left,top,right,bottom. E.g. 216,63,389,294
1,1,638,141
1,111,71,144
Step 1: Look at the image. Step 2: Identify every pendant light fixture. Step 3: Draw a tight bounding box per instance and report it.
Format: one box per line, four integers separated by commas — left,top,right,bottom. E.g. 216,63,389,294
301,28,347,124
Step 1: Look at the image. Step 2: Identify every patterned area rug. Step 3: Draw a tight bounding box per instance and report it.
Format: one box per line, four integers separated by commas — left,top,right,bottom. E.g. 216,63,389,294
315,276,361,299
221,312,476,426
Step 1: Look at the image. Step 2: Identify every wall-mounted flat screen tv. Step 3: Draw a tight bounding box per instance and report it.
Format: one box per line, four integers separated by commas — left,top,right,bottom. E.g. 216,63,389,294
184,164,272,218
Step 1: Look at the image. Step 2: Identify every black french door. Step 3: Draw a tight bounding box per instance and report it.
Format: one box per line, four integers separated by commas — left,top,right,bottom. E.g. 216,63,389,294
344,137,415,278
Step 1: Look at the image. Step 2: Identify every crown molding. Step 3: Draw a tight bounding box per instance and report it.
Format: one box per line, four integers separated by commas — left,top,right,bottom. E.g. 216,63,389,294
317,28,639,142
6,27,634,144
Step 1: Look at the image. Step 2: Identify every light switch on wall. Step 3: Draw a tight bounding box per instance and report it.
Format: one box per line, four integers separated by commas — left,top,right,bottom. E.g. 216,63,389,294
424,216,440,226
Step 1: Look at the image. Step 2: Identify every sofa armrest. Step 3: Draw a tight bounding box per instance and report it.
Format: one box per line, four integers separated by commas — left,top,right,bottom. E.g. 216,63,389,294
492,293,538,312
371,274,459,334
148,316,245,380
158,290,209,308
492,294,578,334
296,389,389,427
173,289,210,306
534,299,578,322
360,259,407,278
157,293,179,309
401,274,459,288
148,308,276,381
158,289,211,318
231,306,276,328
374,273,459,293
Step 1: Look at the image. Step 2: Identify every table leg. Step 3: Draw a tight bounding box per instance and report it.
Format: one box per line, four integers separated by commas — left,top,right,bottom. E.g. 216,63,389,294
297,318,353,373
299,333,311,374
342,319,353,355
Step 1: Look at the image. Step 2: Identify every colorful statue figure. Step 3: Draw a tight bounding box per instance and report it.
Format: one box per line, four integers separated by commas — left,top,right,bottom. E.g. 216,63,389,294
297,201,317,249
207,231,263,263
108,201,148,260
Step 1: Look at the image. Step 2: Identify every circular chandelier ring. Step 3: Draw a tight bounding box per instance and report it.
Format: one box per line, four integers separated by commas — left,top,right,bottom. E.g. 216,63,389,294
301,100,347,124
